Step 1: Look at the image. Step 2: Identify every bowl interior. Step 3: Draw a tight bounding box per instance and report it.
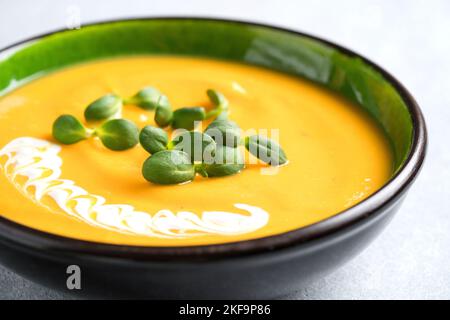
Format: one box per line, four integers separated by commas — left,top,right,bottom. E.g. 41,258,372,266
0,18,412,178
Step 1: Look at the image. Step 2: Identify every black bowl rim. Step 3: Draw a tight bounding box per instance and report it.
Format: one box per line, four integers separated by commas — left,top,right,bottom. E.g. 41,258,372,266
0,17,427,261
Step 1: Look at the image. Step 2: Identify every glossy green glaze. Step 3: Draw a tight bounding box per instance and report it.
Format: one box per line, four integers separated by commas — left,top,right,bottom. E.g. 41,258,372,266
0,18,412,170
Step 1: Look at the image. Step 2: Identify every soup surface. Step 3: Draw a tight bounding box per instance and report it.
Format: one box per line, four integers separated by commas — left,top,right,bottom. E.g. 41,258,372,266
0,56,392,246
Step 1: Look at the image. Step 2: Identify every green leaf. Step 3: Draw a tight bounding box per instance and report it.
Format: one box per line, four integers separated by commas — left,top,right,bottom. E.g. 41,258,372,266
125,87,162,110
207,89,228,108
245,135,288,166
194,164,209,177
84,94,122,122
203,145,244,177
142,150,195,185
52,114,89,144
96,119,139,151
215,111,229,121
171,107,206,130
205,89,229,119
172,131,216,162
205,119,241,148
154,95,173,127
139,125,169,154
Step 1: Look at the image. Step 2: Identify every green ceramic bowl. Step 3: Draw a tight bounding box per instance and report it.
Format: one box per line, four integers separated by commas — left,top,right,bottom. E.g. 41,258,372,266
0,18,426,299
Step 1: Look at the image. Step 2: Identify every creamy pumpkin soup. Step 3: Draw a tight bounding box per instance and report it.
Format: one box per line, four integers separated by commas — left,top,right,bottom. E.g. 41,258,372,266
0,56,392,246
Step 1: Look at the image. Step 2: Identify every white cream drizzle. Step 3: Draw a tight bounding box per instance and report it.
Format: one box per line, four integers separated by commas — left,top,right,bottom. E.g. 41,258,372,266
0,137,269,238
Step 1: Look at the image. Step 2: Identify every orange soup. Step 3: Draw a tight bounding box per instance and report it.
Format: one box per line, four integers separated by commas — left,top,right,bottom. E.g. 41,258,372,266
0,56,392,246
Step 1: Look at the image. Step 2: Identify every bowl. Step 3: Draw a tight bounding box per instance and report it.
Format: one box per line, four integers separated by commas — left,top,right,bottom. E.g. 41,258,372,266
0,18,427,299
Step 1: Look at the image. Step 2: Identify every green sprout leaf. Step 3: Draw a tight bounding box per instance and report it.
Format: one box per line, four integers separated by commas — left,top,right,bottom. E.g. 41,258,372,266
154,95,173,127
205,89,229,119
203,145,244,177
139,125,169,154
207,89,228,108
245,135,288,166
96,119,139,151
194,164,209,177
52,115,90,144
171,107,206,130
84,94,122,122
125,87,162,110
172,131,216,163
205,119,241,148
142,150,195,185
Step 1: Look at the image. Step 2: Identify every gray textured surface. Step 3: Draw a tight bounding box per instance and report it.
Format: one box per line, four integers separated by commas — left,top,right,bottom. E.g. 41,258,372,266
0,0,449,300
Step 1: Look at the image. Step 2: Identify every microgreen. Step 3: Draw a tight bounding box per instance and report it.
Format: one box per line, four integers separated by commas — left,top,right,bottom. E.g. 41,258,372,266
52,115,91,144
205,119,241,148
171,107,206,130
52,87,288,185
142,150,195,185
84,94,122,122
203,145,244,177
96,119,139,151
154,95,173,128
172,131,216,163
125,87,162,110
139,125,169,154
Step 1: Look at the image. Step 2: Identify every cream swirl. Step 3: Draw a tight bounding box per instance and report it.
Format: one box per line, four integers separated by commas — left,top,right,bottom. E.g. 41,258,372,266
0,137,269,238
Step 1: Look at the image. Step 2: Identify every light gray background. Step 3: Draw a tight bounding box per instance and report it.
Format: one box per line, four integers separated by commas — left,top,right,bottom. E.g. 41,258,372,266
0,0,449,300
